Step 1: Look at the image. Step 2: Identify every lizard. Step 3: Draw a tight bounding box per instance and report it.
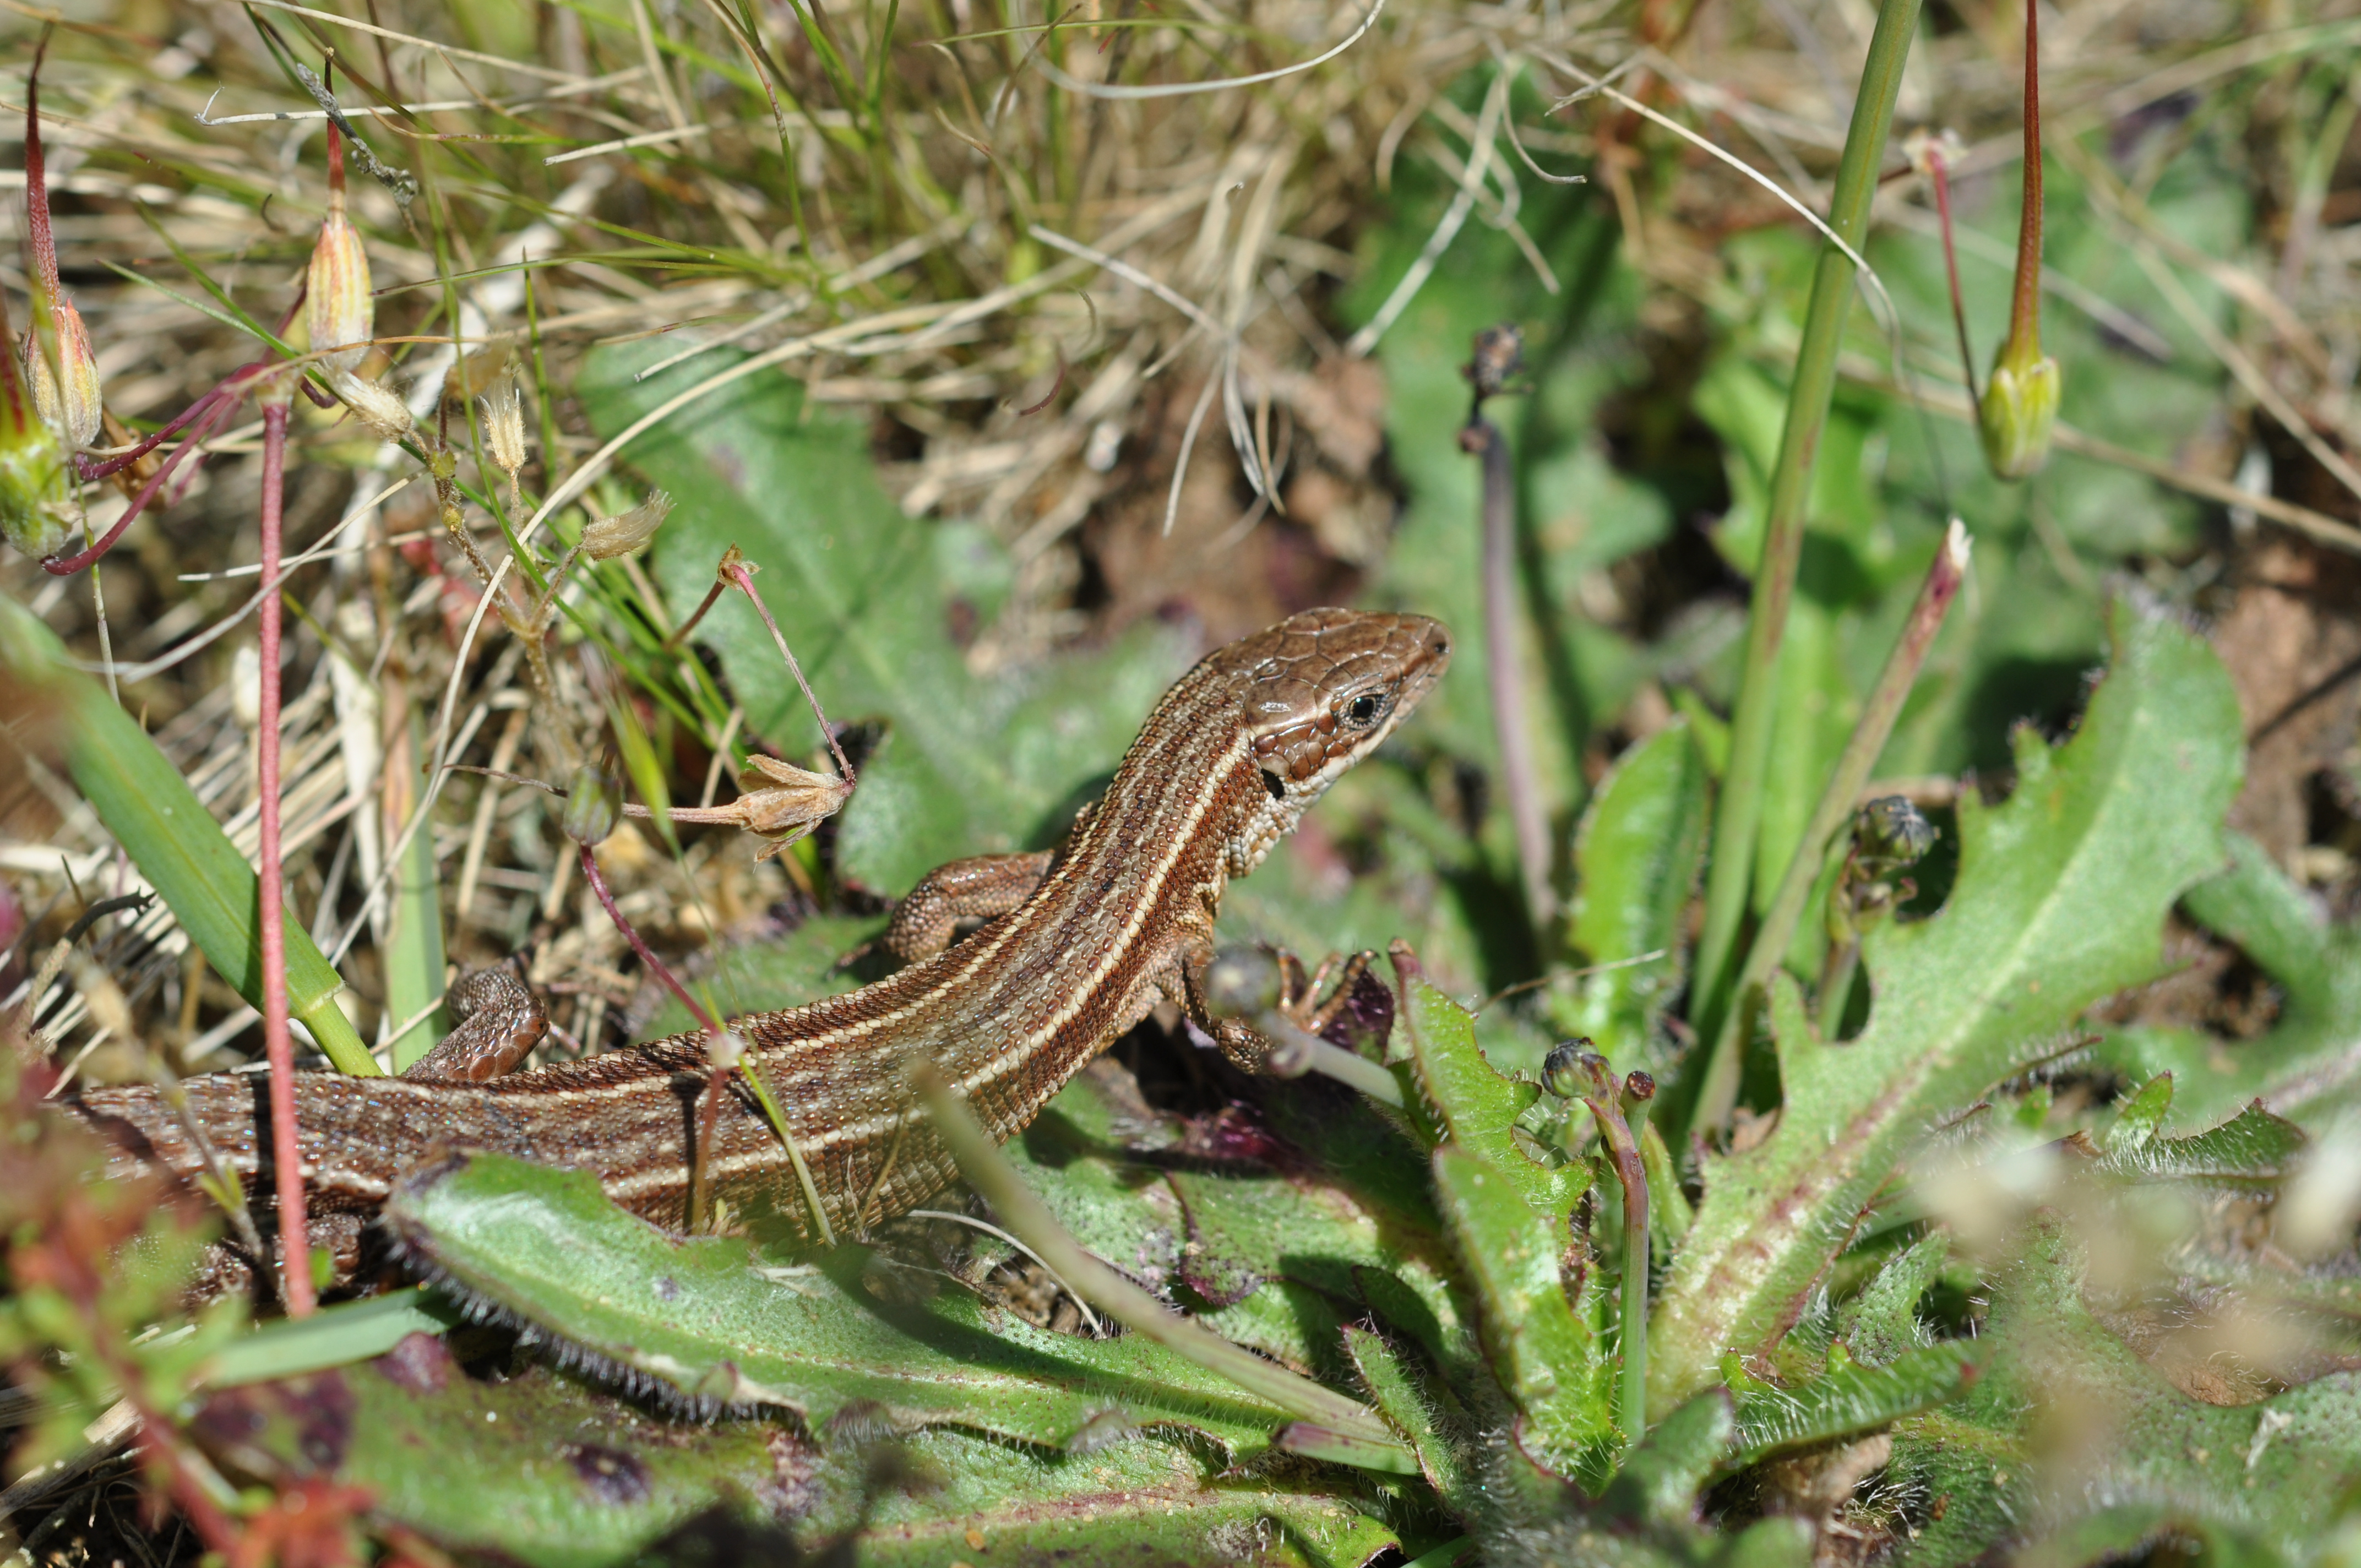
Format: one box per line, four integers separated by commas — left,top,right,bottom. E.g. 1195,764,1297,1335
67,607,1450,1271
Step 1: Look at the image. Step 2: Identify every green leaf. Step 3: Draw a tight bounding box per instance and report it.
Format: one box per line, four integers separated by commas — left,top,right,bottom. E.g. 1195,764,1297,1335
193,1360,792,1567
1430,1143,1615,1482
1835,1233,1947,1369
0,594,373,1072
2104,1072,2174,1152
1649,604,2243,1412
814,1427,1407,1566
198,1287,457,1388
384,1152,1293,1458
575,340,1189,893
1724,1339,1979,1471
2096,1101,2307,1186
1600,1389,1734,1531
1343,1323,1479,1520
1886,1219,2361,1568
1405,978,1581,1220
1557,720,1709,1071
2093,832,2361,1129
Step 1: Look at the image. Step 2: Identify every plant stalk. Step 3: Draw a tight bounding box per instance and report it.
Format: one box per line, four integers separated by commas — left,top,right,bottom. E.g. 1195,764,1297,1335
1466,418,1554,932
1690,0,1926,1050
1694,521,1970,1132
255,396,314,1316
916,1061,1415,1466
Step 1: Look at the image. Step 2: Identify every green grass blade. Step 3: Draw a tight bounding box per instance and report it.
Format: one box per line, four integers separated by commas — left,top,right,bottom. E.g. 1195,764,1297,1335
0,596,376,1074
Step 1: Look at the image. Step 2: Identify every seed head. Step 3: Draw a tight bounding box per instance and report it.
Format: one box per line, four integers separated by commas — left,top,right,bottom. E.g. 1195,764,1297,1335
725,754,853,859
580,489,673,561
332,370,416,445
307,127,375,374
25,298,102,453
484,371,528,489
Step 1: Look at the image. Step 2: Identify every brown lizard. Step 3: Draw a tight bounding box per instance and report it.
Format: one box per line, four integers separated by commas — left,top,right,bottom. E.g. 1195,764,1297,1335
69,607,1449,1267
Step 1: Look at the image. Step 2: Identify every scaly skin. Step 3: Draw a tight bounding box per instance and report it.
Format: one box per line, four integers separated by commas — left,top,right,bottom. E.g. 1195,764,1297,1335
69,608,1450,1254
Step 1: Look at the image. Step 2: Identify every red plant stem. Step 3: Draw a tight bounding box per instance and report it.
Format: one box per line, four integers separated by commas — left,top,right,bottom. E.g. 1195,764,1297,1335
578,844,732,1228
1464,417,1553,932
2006,0,2044,358
136,1417,243,1556
44,384,242,575
723,561,855,783
1928,151,1979,404
75,383,230,481
257,398,315,1317
24,35,61,309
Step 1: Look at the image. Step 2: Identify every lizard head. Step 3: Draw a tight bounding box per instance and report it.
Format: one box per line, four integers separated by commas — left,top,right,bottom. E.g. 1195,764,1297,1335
1218,607,1452,876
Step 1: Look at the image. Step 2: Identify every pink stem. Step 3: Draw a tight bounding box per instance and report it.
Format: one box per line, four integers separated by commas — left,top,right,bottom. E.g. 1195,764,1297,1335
2006,0,2044,360
257,398,314,1317
44,383,246,575
723,562,855,783
579,846,732,1229
1928,151,1979,405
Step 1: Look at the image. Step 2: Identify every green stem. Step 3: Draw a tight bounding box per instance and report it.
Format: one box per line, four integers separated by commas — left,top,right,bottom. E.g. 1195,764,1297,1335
1690,0,1925,1058
1694,523,1970,1132
916,1063,1415,1467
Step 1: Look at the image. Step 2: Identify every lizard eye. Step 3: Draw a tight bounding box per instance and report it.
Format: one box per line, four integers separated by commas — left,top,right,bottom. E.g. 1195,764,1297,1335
1344,693,1385,726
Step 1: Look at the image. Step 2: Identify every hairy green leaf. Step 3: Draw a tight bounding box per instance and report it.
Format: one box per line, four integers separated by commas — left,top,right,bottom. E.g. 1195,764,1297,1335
1650,605,2243,1412
1887,1219,2361,1568
1724,1339,1979,1471
384,1153,1292,1457
2096,1101,2307,1186
1432,1143,1615,1481
1558,720,1709,1072
194,1361,782,1568
1835,1233,1947,1368
1344,1322,1479,1521
2095,832,2361,1129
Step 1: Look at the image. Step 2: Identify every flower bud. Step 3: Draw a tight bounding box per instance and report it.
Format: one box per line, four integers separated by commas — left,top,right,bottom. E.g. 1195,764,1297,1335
562,760,623,847
26,300,102,451
1977,347,2060,480
580,489,672,561
1541,1038,1611,1101
307,128,374,374
0,297,69,560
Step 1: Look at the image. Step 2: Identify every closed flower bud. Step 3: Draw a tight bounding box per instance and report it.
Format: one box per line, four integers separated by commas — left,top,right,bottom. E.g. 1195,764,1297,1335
0,298,69,560
1977,348,2060,481
26,300,102,451
580,489,672,561
307,129,374,374
562,760,624,847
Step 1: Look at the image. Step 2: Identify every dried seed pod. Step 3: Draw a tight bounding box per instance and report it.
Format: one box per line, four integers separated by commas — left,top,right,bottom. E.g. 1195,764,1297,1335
727,754,852,859
307,127,375,374
331,371,416,445
580,489,673,561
